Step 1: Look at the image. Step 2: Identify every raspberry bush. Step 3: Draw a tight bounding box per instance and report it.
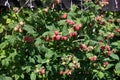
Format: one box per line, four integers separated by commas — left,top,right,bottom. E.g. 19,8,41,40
0,1,120,80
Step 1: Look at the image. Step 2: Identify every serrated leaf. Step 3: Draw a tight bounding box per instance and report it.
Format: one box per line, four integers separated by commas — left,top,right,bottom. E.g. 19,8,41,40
0,27,4,33
98,72,104,79
45,24,56,31
105,64,114,70
36,55,42,63
45,49,55,59
6,19,12,24
86,53,93,57
5,35,16,45
110,53,119,60
14,74,19,80
30,72,36,80
115,62,120,74
2,59,9,66
62,26,69,36
23,25,37,37
0,41,9,49
5,77,12,80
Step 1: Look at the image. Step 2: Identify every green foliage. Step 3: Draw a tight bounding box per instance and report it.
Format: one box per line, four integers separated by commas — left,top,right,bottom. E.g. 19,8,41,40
0,1,120,80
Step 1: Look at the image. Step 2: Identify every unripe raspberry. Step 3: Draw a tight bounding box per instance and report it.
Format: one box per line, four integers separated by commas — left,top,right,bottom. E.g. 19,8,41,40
19,28,23,33
19,21,24,26
88,57,93,61
87,46,94,51
43,8,49,12
14,26,19,31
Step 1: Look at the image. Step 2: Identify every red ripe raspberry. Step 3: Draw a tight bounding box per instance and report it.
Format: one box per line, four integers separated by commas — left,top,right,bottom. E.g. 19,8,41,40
23,36,34,43
69,33,73,38
96,16,102,21
61,36,68,41
52,35,56,40
103,62,109,67
88,56,97,62
55,35,61,40
54,31,59,35
80,44,87,50
64,69,71,75
106,51,111,56
56,0,61,4
59,70,63,75
115,28,120,33
72,31,77,36
100,46,105,51
61,13,67,19
89,23,93,27
73,24,82,31
40,69,45,75
103,0,108,2
66,19,75,25
105,45,110,51
93,56,97,62
46,37,50,42
74,25,80,31
108,33,114,39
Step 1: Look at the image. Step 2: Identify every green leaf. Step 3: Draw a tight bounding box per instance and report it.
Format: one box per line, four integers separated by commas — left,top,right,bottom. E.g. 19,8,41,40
29,57,35,63
6,18,12,24
5,35,16,45
0,25,4,33
62,26,69,36
23,25,38,37
45,49,55,59
36,55,42,63
105,64,114,70
2,59,9,66
115,62,120,74
5,77,12,80
98,72,104,79
86,53,93,57
14,74,19,80
58,20,66,25
0,50,6,60
30,72,36,80
45,24,56,31
110,53,119,60
0,41,9,49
